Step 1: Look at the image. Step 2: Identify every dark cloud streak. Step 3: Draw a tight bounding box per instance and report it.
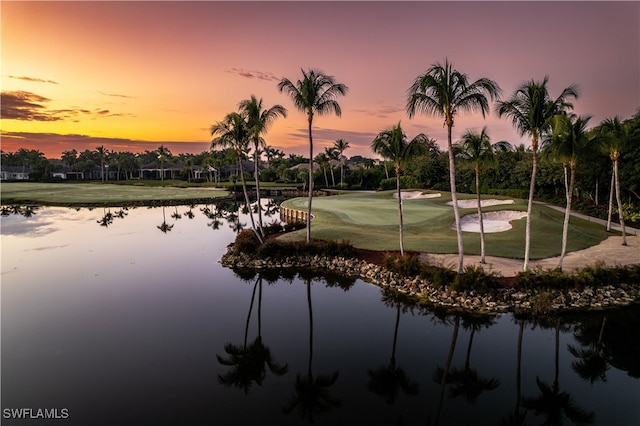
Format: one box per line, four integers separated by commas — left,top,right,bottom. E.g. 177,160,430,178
1,91,134,121
226,68,280,82
9,75,58,84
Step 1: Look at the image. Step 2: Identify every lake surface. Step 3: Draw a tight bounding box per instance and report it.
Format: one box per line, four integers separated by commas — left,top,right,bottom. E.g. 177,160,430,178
1,202,639,425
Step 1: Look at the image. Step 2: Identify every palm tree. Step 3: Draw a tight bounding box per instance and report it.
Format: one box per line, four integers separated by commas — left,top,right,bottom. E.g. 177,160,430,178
333,138,350,187
239,95,287,237
95,145,109,183
456,127,497,264
211,112,262,243
407,59,501,274
156,144,171,187
544,114,594,270
371,123,427,256
314,152,330,187
496,76,579,271
324,147,337,186
278,68,349,242
599,117,633,245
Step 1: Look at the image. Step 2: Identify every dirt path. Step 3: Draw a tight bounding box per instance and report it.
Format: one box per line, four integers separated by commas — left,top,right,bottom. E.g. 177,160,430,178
420,235,640,277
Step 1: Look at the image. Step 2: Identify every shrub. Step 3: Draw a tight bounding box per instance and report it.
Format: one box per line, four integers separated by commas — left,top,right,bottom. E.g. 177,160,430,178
379,176,419,191
451,265,500,294
420,264,456,288
514,268,573,290
383,253,422,277
263,221,284,235
233,229,261,254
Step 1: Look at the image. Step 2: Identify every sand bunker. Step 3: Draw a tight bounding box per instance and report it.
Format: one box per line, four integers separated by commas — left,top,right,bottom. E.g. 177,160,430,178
446,199,514,208
394,191,442,200
452,210,527,233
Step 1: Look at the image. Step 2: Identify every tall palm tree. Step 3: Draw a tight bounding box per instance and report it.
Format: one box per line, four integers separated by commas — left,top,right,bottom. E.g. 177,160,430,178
238,95,287,237
211,112,262,243
324,146,337,186
278,69,348,242
333,138,350,187
314,152,330,187
407,59,501,274
371,123,427,256
456,127,497,264
95,145,109,183
156,144,171,187
544,114,594,270
497,76,578,271
599,116,633,245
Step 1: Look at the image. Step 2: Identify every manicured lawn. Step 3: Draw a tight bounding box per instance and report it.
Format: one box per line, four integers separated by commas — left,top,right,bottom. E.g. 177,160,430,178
280,190,613,260
0,182,229,205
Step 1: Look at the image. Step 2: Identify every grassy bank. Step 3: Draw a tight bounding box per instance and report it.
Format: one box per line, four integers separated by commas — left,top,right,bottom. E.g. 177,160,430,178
280,191,614,260
0,182,230,206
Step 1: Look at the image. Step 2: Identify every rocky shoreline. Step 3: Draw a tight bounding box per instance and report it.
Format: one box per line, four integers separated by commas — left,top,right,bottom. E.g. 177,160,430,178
220,248,640,314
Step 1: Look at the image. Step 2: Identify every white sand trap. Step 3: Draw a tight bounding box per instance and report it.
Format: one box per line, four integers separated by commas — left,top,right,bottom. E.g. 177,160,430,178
446,198,514,208
394,191,442,200
452,210,528,233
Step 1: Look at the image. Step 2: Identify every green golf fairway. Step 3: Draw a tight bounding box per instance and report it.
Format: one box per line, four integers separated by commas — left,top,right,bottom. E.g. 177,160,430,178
0,182,229,205
281,191,612,260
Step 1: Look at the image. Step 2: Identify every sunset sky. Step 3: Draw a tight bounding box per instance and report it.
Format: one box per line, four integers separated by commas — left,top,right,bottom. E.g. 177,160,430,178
1,1,638,159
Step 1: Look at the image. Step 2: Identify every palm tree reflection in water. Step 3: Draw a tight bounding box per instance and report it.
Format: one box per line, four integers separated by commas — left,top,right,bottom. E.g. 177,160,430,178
216,274,288,393
282,272,341,423
367,293,419,424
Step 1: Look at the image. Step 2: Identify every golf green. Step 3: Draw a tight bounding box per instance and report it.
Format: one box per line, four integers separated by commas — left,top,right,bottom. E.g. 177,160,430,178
281,191,612,260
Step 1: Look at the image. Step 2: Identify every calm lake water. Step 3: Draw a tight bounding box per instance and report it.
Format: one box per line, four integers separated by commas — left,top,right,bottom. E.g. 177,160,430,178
1,202,639,426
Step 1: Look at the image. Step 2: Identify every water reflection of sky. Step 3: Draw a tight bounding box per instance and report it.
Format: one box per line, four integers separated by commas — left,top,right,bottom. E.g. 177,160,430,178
1,204,639,425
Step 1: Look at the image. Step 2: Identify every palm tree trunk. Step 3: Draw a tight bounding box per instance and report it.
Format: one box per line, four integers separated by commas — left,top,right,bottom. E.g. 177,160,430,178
397,170,404,256
558,164,575,271
239,157,263,244
523,139,538,271
254,148,264,237
307,116,314,243
340,163,344,188
330,166,335,187
447,123,464,274
476,168,486,264
607,169,614,231
613,158,627,245
323,166,329,187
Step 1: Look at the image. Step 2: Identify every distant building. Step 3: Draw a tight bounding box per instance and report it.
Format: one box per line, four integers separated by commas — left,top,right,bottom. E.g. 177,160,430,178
0,166,31,181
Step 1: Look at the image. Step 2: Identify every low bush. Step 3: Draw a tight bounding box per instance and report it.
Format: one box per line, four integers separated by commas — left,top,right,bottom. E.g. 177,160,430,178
420,264,457,288
233,229,261,254
514,269,573,290
452,265,500,294
383,253,422,277
254,238,356,260
379,176,419,191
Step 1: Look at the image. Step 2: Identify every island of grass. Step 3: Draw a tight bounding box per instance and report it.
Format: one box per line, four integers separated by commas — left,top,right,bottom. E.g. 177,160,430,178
278,190,612,260
220,190,639,315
